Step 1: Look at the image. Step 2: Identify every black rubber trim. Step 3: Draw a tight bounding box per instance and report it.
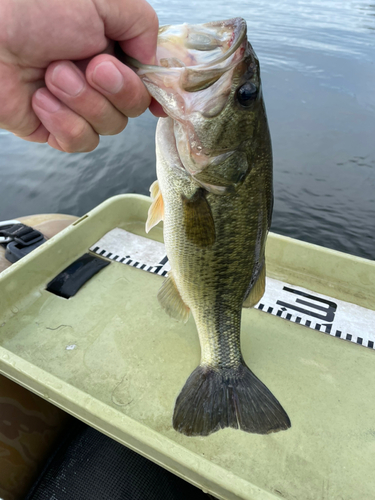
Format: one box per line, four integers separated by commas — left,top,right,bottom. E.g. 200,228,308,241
46,253,110,299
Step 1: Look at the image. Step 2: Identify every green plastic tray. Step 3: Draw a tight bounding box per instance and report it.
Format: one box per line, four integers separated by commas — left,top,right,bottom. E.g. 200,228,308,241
1,194,374,500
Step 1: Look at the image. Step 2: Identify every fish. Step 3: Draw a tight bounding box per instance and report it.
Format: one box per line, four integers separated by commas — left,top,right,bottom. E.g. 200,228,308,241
127,18,291,436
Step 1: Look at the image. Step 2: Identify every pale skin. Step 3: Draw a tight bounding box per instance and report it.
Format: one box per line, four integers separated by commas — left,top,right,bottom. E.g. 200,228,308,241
0,0,165,153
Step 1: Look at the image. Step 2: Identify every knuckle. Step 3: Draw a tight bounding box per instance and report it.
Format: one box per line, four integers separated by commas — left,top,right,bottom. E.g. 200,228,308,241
100,116,128,136
60,121,98,152
87,98,109,122
62,137,98,153
68,120,88,143
145,7,159,33
86,98,128,135
83,99,128,134
0,108,13,129
123,87,148,117
0,104,38,137
79,138,99,153
60,142,78,153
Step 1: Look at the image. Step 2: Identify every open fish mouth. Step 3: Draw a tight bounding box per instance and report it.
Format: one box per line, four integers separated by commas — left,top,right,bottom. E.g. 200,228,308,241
126,18,247,92
123,18,255,193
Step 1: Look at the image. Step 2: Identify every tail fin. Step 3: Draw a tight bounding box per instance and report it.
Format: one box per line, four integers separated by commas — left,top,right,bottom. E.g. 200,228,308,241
173,363,291,436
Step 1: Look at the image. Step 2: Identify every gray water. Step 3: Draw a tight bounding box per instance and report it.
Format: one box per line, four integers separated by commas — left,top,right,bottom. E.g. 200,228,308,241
0,0,374,259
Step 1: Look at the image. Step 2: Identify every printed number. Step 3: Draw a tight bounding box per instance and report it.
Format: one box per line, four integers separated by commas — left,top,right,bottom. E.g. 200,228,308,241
276,287,337,322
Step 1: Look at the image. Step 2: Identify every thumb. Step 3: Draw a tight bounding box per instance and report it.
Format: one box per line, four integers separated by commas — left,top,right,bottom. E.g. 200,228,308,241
93,0,159,64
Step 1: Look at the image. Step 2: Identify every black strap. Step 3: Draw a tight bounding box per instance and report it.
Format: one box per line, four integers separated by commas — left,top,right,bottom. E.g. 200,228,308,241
0,223,44,247
0,223,46,263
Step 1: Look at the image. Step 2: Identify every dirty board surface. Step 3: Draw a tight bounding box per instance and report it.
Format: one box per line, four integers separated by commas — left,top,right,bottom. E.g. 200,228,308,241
91,228,375,350
0,260,374,500
0,195,374,500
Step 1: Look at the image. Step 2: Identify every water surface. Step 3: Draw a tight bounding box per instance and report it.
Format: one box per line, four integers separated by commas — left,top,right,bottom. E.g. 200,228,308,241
0,0,374,259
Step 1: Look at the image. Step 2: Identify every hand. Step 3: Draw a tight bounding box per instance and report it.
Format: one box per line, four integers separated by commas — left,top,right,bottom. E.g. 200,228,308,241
0,0,164,152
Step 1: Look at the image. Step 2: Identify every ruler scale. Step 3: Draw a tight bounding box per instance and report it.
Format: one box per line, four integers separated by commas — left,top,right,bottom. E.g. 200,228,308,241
90,228,375,350
91,228,171,277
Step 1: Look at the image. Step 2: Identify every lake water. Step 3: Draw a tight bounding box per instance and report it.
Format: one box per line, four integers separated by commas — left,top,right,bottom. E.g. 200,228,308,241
0,0,374,259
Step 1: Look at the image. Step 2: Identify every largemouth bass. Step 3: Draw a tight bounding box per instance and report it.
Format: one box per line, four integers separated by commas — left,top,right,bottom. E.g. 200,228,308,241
128,18,291,436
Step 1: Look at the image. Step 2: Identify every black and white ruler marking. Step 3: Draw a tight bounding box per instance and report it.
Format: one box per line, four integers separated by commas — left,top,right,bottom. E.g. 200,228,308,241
255,278,374,349
91,228,171,276
90,228,375,350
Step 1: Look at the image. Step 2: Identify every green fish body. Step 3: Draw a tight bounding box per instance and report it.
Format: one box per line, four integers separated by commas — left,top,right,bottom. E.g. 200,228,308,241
133,18,290,436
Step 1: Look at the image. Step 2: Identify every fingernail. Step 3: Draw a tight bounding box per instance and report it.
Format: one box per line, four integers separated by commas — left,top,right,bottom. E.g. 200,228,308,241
52,63,85,96
92,62,123,94
34,89,61,113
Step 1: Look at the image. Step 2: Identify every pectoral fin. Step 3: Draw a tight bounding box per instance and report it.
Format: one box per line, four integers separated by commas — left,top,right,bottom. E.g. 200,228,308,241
182,188,215,247
157,272,190,323
146,180,164,233
149,179,160,199
243,263,266,308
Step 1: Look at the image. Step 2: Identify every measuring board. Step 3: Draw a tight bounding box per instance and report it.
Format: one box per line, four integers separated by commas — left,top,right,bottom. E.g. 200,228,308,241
91,228,375,350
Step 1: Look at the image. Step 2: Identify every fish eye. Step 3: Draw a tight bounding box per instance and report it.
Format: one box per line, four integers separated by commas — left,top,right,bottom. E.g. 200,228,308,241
236,82,258,107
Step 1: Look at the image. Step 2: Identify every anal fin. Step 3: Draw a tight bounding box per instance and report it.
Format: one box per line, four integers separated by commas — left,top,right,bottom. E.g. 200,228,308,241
243,263,266,308
157,272,190,323
146,180,164,233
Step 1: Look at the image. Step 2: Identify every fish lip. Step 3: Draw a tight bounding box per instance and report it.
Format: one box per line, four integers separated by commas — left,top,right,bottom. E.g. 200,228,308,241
125,18,247,74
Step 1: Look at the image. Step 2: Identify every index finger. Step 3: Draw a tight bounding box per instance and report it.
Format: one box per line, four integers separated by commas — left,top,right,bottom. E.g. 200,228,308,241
93,0,159,64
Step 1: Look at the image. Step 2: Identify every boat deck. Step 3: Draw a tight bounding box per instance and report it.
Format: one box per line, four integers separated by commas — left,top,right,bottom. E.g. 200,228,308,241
0,194,374,500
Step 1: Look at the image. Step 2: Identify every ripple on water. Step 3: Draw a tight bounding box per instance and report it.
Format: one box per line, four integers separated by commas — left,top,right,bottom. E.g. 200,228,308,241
0,0,374,259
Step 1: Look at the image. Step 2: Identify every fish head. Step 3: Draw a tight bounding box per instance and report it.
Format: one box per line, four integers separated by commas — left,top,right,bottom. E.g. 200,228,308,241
130,18,269,193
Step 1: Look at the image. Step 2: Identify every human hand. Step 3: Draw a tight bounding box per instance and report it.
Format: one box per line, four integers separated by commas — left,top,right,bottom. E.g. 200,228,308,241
0,0,165,152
